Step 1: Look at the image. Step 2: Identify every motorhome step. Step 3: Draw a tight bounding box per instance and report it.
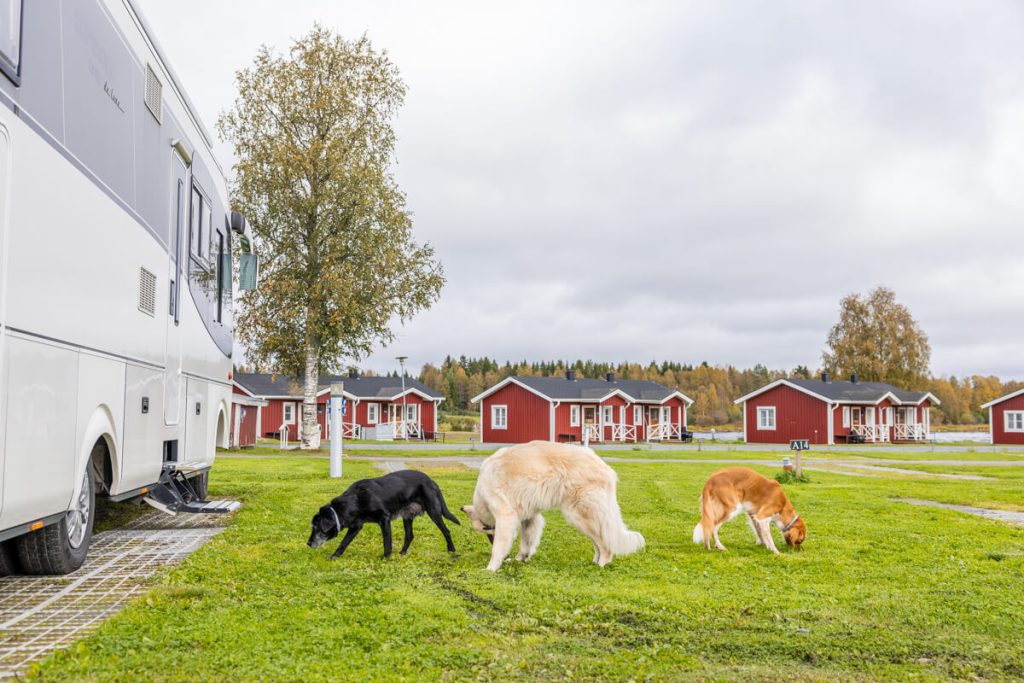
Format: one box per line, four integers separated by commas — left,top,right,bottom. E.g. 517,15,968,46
180,500,241,514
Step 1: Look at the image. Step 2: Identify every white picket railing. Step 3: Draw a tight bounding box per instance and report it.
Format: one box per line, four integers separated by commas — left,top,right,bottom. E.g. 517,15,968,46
647,423,683,441
610,424,637,442
389,419,421,440
338,422,361,440
583,424,601,444
893,423,926,441
851,424,891,442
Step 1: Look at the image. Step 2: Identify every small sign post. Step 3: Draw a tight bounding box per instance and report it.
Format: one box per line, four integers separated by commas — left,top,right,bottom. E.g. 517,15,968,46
789,439,809,477
330,382,344,478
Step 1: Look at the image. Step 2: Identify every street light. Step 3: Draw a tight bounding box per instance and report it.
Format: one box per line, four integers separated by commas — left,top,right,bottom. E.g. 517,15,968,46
396,356,408,441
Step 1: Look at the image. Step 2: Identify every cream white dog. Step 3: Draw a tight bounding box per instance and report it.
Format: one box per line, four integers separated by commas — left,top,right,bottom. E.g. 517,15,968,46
461,440,645,571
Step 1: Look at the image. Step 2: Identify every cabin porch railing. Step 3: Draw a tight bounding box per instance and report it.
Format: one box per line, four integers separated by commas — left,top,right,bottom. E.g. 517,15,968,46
893,423,926,441
337,422,361,440
646,423,682,441
610,424,637,442
583,424,601,444
851,424,891,442
388,419,421,440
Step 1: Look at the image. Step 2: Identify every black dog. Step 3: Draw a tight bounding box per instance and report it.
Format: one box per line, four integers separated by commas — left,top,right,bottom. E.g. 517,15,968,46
307,470,460,559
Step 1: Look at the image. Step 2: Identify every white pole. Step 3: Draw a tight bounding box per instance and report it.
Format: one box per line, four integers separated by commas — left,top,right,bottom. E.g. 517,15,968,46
330,381,344,478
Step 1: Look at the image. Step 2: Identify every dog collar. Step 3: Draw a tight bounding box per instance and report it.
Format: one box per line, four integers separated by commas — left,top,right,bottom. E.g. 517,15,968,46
328,506,342,532
781,514,800,533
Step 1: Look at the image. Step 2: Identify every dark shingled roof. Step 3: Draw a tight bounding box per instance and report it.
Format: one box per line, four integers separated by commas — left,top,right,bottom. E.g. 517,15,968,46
503,376,685,403
787,378,931,404
234,373,443,400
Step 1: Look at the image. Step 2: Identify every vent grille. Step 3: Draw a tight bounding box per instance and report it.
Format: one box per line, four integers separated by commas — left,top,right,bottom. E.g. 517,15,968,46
144,64,162,123
138,267,156,316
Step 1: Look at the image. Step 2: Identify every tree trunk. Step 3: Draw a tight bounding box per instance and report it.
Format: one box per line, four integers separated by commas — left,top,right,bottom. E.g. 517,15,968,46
301,342,321,450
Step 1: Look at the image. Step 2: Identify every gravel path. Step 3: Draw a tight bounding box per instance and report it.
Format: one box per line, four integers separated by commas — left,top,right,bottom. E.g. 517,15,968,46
896,498,1024,526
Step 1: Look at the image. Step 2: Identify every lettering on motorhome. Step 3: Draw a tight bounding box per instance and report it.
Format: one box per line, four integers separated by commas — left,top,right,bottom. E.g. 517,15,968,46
103,81,125,114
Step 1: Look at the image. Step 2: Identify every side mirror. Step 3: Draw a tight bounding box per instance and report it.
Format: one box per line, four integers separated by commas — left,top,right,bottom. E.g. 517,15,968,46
239,253,259,291
230,211,246,234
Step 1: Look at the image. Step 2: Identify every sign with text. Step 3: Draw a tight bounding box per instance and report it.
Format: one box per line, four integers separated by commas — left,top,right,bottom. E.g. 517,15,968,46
790,439,810,451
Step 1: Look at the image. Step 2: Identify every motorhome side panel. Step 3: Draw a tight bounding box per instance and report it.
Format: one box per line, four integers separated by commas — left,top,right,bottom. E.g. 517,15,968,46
0,336,79,529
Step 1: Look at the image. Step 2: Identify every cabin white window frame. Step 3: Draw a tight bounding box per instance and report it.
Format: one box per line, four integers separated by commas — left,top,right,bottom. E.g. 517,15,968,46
366,403,379,425
633,406,642,424
842,406,851,428
282,402,295,423
569,405,580,427
1005,411,1024,433
602,405,614,425
491,404,508,430
0,0,22,84
757,406,776,430
405,403,418,422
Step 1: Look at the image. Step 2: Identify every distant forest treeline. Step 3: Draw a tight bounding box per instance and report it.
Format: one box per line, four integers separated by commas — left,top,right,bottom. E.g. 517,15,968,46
415,356,1023,427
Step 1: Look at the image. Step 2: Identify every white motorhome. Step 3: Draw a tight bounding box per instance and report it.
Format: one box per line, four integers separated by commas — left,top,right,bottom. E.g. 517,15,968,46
0,0,254,574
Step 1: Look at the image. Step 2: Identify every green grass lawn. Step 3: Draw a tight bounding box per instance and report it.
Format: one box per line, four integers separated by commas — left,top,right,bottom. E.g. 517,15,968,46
31,454,1024,681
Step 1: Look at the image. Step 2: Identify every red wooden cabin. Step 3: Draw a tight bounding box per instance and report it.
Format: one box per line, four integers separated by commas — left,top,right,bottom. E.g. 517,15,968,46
472,372,693,444
228,388,266,449
233,372,444,442
982,388,1024,445
735,373,939,445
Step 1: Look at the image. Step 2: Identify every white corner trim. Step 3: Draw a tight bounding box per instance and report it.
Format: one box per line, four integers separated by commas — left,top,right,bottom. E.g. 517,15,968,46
734,379,830,405
471,377,553,404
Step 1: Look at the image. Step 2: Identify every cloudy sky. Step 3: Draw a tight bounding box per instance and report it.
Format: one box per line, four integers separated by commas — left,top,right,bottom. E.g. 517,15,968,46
136,0,1024,379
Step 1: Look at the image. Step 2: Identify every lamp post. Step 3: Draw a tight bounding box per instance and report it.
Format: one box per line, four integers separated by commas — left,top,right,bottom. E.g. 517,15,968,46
396,356,408,441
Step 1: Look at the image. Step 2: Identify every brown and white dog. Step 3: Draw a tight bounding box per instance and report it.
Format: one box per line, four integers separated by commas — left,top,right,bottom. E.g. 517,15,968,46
692,467,806,554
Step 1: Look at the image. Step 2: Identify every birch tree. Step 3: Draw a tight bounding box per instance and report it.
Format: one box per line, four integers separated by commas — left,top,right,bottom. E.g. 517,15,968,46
219,27,444,449
822,287,930,388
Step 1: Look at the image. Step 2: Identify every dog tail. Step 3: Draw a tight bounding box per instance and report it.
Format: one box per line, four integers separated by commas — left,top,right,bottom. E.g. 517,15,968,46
442,503,461,525
600,489,645,556
692,493,705,544
438,491,461,525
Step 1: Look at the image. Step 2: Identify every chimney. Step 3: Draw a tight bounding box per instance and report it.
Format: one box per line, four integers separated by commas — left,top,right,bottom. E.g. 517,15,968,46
606,372,615,382
348,369,359,379
566,370,576,381
850,373,858,383
821,372,830,383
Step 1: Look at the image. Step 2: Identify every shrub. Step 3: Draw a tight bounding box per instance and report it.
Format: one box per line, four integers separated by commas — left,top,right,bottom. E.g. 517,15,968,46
775,470,811,485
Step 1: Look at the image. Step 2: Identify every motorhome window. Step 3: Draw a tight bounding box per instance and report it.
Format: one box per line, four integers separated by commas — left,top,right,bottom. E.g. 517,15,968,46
215,230,225,322
202,203,212,260
189,187,202,260
0,0,21,83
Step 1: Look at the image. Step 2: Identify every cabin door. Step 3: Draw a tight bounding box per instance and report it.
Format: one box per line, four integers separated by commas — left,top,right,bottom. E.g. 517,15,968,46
164,154,187,425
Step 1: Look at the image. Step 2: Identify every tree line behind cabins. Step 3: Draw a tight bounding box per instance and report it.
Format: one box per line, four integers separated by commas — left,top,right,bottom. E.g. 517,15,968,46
416,356,1022,428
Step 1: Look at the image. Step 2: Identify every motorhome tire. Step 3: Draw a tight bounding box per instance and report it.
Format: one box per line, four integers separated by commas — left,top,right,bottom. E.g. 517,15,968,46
17,466,95,575
0,540,20,576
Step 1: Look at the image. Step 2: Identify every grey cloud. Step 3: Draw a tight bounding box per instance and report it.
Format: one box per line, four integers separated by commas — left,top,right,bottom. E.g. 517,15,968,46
136,0,1024,380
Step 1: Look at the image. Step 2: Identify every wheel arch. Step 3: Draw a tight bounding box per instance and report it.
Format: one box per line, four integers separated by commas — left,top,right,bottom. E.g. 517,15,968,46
76,406,119,499
216,398,230,449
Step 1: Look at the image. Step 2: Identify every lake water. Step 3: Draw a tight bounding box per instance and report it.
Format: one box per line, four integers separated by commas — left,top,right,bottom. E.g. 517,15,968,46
690,430,991,444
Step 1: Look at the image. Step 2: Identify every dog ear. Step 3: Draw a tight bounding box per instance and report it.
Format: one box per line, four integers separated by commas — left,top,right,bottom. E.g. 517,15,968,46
317,507,335,533
460,505,474,517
